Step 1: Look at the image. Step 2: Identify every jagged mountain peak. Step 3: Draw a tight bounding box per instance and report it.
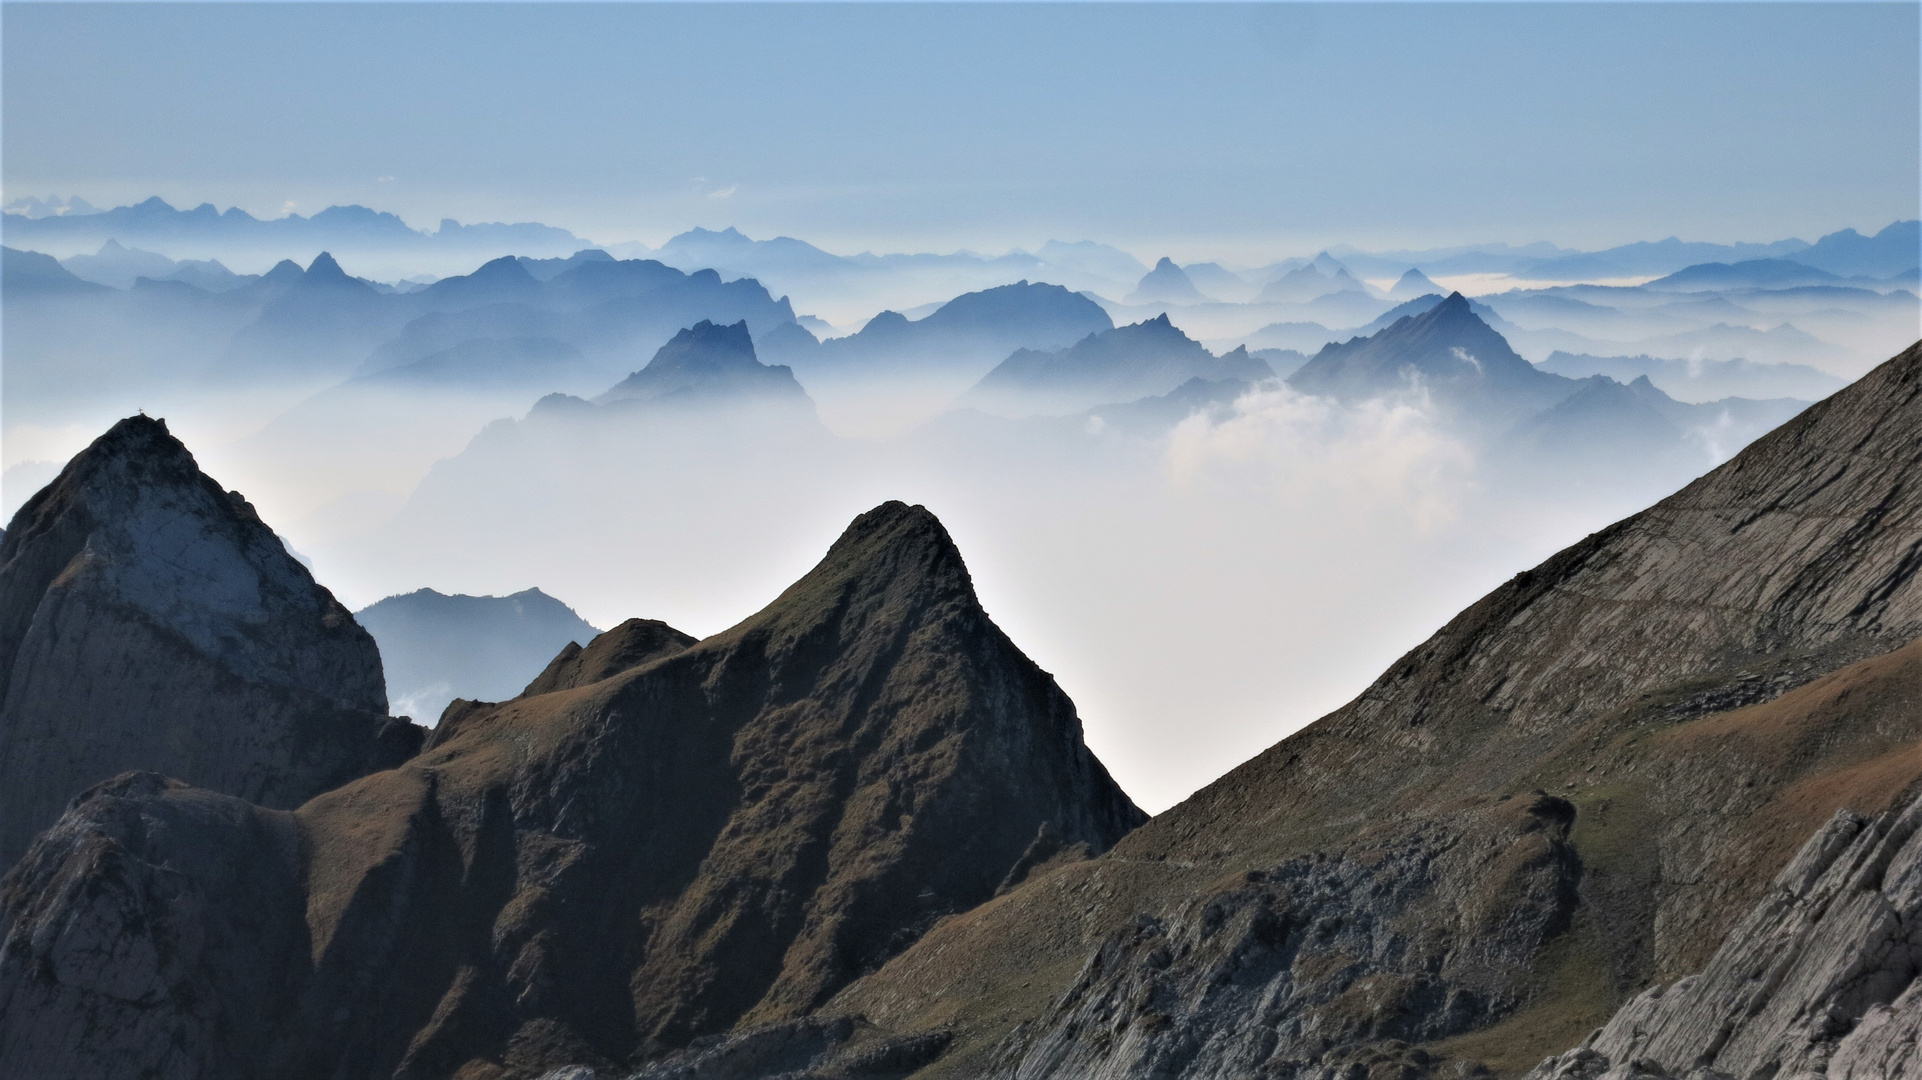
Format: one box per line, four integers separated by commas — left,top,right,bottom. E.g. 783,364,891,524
0,415,417,868
0,498,1144,1073
593,318,809,408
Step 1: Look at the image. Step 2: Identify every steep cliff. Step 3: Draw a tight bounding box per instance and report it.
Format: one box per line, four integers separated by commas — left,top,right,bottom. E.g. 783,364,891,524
0,415,420,869
0,501,1144,1080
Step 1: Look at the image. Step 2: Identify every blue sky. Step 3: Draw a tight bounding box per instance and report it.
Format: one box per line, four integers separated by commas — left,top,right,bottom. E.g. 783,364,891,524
4,2,1917,257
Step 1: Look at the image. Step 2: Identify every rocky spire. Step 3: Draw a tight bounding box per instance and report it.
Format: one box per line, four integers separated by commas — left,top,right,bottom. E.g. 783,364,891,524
0,415,419,867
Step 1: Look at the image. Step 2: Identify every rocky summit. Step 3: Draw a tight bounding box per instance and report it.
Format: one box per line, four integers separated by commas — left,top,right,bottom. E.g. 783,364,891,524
0,500,1144,1079
0,415,420,869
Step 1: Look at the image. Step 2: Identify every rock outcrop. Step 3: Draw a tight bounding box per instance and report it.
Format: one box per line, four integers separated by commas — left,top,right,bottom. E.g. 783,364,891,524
1527,773,1922,1080
0,415,420,869
0,501,1144,1079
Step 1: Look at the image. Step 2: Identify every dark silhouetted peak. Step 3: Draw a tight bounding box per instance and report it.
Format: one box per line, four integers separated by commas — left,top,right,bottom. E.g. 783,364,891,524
518,616,698,698
919,280,1112,337
305,251,349,281
594,319,811,408
1128,259,1206,304
0,416,418,868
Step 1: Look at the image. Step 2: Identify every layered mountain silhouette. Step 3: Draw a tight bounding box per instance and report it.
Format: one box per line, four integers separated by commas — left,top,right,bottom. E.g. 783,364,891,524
595,319,810,408
1125,257,1206,305
355,587,602,722
763,280,1113,380
2,196,586,257
1257,253,1372,303
1387,266,1442,299
966,314,1273,415
1,245,109,295
0,500,1145,1078
1288,291,1575,429
0,416,420,869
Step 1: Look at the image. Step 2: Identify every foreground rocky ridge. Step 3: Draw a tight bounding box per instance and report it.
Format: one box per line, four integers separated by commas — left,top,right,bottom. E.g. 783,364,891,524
663,338,1922,1080
1528,761,1922,1080
0,416,420,869
0,500,1144,1079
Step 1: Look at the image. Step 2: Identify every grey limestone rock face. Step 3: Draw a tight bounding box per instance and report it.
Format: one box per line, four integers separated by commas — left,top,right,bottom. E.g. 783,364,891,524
0,415,420,868
1526,791,1922,1080
0,772,309,1080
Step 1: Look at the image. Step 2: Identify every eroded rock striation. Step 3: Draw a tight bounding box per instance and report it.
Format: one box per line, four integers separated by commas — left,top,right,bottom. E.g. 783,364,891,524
1527,778,1922,1080
0,501,1144,1079
0,415,420,868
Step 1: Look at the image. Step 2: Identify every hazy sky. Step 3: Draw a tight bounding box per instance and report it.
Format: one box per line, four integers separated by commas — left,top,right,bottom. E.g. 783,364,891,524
5,2,1917,259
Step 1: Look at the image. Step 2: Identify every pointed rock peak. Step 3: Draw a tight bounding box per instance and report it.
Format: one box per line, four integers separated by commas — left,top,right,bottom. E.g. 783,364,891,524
19,415,201,514
647,319,758,368
757,502,974,622
305,251,349,280
1143,313,1175,328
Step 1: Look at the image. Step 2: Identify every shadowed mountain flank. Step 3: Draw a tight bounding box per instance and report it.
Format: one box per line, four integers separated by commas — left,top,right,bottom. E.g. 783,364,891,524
0,416,420,869
0,501,1144,1079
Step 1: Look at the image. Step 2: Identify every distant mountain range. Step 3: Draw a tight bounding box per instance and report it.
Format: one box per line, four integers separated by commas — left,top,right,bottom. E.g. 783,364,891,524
8,196,1914,294
595,319,811,409
2,196,586,258
1288,293,1808,473
1539,350,1846,403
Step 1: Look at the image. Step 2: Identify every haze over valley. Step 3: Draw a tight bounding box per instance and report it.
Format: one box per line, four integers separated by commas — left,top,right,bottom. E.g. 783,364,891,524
5,6,1922,1077
6,200,1918,810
